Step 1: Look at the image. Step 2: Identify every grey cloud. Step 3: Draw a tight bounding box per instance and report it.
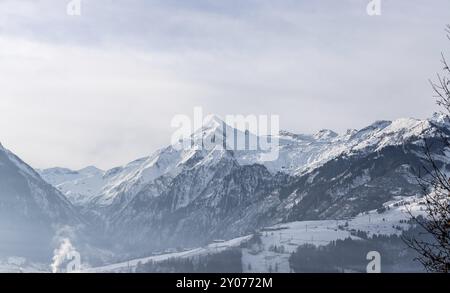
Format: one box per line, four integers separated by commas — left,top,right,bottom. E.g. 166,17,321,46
0,0,449,169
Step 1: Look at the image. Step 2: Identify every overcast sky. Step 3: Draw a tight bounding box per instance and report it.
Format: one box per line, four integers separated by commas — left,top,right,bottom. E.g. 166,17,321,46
0,0,449,170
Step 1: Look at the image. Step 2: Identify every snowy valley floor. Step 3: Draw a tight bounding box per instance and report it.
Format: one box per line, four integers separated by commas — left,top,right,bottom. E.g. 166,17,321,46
68,195,425,273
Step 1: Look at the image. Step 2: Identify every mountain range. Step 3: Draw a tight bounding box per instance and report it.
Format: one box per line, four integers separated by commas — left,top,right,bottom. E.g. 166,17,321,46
1,113,448,264
28,113,450,256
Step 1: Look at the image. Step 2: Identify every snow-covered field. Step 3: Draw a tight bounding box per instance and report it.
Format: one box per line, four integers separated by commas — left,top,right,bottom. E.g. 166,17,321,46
82,236,252,273
80,195,424,273
243,221,353,273
0,195,424,273
0,261,47,273
242,195,425,273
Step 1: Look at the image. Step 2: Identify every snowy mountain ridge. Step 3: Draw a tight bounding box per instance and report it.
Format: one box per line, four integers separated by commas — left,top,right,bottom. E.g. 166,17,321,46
39,114,444,207
2,113,448,267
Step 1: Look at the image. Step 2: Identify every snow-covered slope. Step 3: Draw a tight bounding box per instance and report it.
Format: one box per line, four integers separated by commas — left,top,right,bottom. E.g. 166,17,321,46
35,113,450,256
39,166,105,206
40,114,445,208
0,143,83,260
82,235,252,273
3,113,446,270
239,116,437,175
83,195,425,273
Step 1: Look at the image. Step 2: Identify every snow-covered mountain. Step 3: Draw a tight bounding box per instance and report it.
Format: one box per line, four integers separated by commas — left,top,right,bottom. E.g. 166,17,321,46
40,114,445,207
1,113,445,268
38,114,450,254
0,143,83,261
38,166,105,206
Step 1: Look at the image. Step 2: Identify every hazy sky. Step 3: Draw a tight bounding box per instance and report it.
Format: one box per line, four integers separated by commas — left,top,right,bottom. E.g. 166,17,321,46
0,0,449,170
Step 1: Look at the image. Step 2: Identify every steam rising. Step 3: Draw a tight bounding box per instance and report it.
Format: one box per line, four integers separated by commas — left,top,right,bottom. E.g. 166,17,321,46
51,238,76,273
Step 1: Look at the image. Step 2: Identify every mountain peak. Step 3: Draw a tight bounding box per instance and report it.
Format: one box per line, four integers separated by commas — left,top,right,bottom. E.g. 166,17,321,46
201,114,226,131
190,115,227,142
313,129,338,140
78,165,103,174
359,120,392,133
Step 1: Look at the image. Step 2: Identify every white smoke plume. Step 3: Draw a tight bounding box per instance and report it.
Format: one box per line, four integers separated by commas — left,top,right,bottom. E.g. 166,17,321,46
51,238,75,273
51,238,77,273
50,225,81,273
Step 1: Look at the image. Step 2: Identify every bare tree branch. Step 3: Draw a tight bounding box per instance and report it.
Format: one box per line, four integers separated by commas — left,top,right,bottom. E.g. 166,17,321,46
404,26,450,272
